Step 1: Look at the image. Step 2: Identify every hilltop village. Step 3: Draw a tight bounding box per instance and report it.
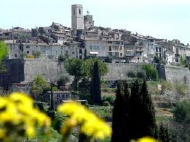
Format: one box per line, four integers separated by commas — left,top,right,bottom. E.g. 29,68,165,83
0,4,189,64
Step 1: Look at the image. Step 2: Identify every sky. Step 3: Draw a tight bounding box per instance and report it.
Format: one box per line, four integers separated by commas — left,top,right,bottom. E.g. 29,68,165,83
0,0,190,44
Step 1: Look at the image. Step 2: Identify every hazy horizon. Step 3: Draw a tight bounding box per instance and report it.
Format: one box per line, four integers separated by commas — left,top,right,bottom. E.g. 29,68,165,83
1,0,190,44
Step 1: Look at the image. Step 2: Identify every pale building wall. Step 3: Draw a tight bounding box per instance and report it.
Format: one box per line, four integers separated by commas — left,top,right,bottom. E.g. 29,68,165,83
71,4,84,30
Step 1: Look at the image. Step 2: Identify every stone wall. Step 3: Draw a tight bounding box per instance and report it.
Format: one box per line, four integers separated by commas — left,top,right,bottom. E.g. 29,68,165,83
103,63,144,80
165,65,190,85
23,59,190,86
24,59,67,82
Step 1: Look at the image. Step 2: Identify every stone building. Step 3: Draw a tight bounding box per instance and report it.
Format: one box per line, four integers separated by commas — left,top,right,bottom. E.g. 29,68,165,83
71,4,84,30
5,40,84,59
84,13,94,29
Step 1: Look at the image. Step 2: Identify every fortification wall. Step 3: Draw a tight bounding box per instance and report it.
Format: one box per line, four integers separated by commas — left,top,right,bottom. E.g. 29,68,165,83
24,59,190,86
165,65,190,85
103,63,144,80
24,59,66,82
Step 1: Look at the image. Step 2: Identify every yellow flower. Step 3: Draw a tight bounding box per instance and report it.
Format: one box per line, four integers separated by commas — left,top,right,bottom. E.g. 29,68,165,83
58,101,112,140
0,92,51,140
135,137,156,142
26,126,35,138
0,129,5,138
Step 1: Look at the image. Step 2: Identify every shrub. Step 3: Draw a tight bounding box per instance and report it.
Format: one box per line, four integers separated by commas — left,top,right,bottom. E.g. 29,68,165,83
58,54,66,62
102,95,115,105
137,71,146,79
173,101,190,124
103,101,111,106
57,75,70,88
127,70,137,78
142,64,158,81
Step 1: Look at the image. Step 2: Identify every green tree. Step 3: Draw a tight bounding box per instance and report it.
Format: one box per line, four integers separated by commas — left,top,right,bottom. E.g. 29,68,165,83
127,70,137,78
64,59,85,90
158,123,172,142
111,81,124,142
173,101,190,124
0,41,9,73
121,83,130,142
82,59,108,78
140,80,157,137
57,75,70,88
142,64,158,80
90,61,101,105
137,71,146,79
129,80,142,140
31,75,50,98
0,41,9,60
58,54,66,63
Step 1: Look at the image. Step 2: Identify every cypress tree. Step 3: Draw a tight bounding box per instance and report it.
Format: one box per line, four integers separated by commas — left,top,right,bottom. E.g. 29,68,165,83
121,83,131,142
111,81,124,142
129,79,142,140
141,80,157,137
90,61,101,105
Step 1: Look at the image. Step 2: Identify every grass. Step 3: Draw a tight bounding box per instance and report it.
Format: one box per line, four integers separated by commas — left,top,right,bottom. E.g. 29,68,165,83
89,106,113,122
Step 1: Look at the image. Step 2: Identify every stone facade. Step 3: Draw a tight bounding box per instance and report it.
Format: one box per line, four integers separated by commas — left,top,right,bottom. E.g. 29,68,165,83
71,4,84,30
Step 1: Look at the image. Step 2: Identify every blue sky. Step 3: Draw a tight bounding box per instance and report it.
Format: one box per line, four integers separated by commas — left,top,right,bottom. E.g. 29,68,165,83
1,0,190,44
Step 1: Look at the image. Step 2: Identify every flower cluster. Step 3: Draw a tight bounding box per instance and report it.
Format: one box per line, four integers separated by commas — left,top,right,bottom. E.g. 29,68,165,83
0,92,51,141
131,137,156,142
58,101,111,140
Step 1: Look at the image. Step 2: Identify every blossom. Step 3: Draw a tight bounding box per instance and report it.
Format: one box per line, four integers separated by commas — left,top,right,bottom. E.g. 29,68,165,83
0,92,51,140
58,101,112,140
131,137,156,142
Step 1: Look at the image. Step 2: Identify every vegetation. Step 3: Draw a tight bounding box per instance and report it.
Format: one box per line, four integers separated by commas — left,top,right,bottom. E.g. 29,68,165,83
90,61,102,105
58,54,66,62
32,51,41,59
137,70,146,79
64,59,85,90
31,75,50,98
0,41,9,73
127,70,136,78
158,123,172,142
111,80,157,142
0,41,9,60
82,59,108,78
57,75,70,88
142,64,158,81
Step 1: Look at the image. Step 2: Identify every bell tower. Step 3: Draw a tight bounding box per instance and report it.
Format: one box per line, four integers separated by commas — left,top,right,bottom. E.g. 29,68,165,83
71,4,84,30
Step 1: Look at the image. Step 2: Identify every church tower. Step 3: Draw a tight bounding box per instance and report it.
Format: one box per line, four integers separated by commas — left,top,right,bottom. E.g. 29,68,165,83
71,4,84,30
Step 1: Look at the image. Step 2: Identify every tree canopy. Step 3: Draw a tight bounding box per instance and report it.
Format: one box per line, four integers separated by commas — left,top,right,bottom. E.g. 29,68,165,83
0,41,9,61
82,59,108,77
31,75,50,97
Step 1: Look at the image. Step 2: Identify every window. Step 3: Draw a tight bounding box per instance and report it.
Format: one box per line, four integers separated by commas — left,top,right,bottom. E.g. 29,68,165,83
159,47,161,52
72,51,75,54
79,9,81,15
79,49,82,54
79,55,82,59
120,46,122,50
27,51,29,54
120,53,122,56
15,54,17,57
26,45,30,48
73,9,75,15
90,46,92,49
109,46,112,51
156,47,158,52
56,51,57,54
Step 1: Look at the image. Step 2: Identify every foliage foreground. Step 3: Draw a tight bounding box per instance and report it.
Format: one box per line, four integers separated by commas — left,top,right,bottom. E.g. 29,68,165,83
0,92,111,142
0,92,157,142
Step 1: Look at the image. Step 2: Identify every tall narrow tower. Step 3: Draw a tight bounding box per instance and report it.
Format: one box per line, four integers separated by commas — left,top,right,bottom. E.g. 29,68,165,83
71,4,84,30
